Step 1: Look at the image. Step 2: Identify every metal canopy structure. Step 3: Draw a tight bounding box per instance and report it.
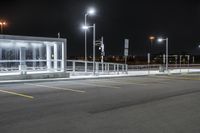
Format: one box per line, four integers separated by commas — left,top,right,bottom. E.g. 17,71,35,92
0,35,67,74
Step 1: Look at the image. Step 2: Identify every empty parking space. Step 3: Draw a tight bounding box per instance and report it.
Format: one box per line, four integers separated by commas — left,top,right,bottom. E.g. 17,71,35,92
0,74,200,133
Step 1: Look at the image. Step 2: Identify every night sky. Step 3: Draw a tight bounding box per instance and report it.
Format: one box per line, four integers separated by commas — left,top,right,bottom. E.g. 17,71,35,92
1,0,200,56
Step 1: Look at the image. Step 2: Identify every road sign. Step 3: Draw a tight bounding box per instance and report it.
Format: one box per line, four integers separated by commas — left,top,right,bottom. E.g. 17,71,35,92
124,39,129,56
124,49,128,56
125,39,129,49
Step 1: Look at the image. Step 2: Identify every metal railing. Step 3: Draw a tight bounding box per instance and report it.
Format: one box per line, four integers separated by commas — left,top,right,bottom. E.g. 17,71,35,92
1,59,200,76
66,60,128,75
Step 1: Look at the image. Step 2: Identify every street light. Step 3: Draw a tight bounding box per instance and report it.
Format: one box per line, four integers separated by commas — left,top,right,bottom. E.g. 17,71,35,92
82,24,96,75
157,37,169,72
84,7,96,72
87,8,96,15
148,36,156,74
0,21,6,34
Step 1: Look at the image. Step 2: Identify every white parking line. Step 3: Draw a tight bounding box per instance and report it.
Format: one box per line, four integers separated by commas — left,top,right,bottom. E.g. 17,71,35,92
76,82,120,89
24,83,85,93
91,80,148,86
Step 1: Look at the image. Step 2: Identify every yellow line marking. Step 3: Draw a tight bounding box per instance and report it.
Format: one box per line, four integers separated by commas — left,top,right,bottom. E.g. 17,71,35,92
76,82,120,89
24,83,85,93
0,89,34,99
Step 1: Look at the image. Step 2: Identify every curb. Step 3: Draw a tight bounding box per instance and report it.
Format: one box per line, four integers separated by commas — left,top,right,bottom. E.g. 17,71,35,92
0,71,199,85
0,74,150,85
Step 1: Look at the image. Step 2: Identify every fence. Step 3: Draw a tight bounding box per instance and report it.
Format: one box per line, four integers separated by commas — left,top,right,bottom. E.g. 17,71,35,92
128,64,200,72
1,59,200,75
0,59,128,75
66,60,128,75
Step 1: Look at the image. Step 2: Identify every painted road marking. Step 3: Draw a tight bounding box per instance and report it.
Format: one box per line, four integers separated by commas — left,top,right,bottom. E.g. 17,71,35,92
0,89,34,99
76,82,120,89
91,80,148,86
24,83,85,93
154,76,200,81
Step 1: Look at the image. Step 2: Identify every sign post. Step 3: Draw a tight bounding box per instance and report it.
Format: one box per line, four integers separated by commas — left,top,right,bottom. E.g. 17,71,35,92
147,53,150,75
124,39,129,74
100,37,105,73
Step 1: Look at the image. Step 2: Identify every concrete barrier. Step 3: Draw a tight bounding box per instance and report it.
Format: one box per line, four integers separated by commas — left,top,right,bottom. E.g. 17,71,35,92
0,72,70,81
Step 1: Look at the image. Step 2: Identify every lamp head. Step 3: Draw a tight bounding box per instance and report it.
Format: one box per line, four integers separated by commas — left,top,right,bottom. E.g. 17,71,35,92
158,38,164,42
82,25,89,30
87,8,96,15
149,36,155,40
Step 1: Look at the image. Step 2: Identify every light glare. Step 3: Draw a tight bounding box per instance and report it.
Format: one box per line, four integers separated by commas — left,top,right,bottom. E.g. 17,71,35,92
82,25,89,30
158,38,163,42
149,36,155,40
87,8,96,15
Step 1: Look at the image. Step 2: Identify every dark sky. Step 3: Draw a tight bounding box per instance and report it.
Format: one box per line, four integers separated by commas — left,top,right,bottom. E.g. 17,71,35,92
1,0,200,56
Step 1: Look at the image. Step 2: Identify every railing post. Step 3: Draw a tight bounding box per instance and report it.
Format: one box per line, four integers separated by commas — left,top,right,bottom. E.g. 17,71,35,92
117,64,119,75
108,63,110,74
122,65,124,74
114,64,116,73
96,62,99,74
126,64,128,74
102,63,104,73
104,64,107,72
73,60,75,75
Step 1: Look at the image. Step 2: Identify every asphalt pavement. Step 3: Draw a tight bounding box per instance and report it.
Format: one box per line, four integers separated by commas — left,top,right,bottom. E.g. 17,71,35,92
0,74,200,133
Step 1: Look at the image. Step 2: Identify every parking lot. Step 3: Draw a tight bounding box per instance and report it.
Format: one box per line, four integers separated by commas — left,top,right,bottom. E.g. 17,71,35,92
0,74,200,133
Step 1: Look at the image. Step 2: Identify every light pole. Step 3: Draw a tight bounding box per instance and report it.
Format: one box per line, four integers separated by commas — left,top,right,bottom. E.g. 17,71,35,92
158,37,169,73
0,21,6,34
84,8,96,72
82,24,96,75
148,36,155,74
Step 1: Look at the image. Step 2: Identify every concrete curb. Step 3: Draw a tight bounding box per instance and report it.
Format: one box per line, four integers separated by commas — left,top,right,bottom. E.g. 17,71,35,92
0,74,150,85
0,71,199,85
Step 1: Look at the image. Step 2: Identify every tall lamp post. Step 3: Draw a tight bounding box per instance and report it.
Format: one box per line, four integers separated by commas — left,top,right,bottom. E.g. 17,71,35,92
158,37,169,72
84,8,96,72
148,36,155,74
83,24,96,75
0,21,6,34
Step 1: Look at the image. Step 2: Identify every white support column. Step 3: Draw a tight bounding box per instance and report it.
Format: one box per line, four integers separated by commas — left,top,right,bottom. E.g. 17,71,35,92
39,46,43,68
32,47,37,70
54,43,58,71
46,44,52,71
61,42,66,72
19,47,26,74
114,64,116,73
